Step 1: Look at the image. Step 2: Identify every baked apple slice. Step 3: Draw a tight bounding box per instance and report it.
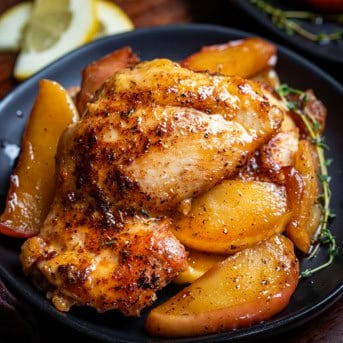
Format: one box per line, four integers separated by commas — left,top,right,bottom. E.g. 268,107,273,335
172,180,291,254
173,249,226,285
145,234,299,337
181,37,276,78
0,80,78,237
285,139,320,253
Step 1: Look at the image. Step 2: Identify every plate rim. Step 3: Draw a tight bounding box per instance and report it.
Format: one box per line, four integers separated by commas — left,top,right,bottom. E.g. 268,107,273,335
0,23,342,110
0,23,343,342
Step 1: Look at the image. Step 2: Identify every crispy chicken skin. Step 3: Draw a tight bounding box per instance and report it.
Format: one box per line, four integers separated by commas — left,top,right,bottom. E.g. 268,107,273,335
76,47,139,115
20,59,284,316
66,59,283,213
21,213,184,316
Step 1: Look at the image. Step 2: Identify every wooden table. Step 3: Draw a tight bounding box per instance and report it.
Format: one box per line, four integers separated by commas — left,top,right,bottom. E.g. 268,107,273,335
0,1,342,342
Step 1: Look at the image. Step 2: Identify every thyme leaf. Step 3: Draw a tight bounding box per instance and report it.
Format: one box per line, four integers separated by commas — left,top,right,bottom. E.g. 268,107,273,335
250,0,343,43
99,239,116,249
140,208,150,218
275,84,337,278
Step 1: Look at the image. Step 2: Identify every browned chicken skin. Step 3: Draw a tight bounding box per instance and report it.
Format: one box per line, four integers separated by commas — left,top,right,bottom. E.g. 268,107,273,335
76,47,139,115
20,59,284,316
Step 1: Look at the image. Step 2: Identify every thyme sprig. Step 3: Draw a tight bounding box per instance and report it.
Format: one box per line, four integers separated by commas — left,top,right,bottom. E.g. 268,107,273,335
99,238,116,249
250,0,343,43
275,84,338,278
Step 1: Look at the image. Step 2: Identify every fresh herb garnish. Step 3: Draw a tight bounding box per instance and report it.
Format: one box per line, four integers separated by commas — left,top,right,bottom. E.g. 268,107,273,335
99,239,116,249
140,208,150,218
250,0,343,43
275,84,338,278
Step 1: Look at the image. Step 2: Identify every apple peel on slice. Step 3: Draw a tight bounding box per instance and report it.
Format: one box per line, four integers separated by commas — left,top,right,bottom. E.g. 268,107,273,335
0,79,78,237
145,234,299,337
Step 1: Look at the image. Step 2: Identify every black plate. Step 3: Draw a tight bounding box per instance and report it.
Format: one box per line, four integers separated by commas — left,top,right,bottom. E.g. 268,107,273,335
0,24,343,342
234,0,343,63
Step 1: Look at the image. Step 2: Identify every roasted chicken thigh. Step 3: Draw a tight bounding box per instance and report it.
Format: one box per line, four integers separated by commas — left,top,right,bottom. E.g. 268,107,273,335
20,59,284,316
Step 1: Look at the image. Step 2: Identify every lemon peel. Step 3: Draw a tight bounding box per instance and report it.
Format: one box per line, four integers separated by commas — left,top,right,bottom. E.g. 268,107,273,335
95,0,134,38
14,0,98,80
0,2,32,51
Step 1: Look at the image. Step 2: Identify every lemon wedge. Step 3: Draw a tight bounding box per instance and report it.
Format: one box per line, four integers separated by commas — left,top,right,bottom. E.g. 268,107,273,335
0,2,32,51
95,0,134,38
14,0,98,80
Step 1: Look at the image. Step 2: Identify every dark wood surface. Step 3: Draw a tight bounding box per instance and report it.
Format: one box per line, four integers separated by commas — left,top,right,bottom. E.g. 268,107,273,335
0,1,342,342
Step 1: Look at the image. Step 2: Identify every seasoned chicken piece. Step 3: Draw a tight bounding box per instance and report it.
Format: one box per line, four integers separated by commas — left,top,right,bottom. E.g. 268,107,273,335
21,59,284,316
260,114,300,172
76,47,139,115
238,87,300,183
64,59,284,213
21,212,185,316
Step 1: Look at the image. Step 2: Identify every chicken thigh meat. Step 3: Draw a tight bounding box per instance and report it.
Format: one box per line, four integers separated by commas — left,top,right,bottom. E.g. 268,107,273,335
20,59,284,316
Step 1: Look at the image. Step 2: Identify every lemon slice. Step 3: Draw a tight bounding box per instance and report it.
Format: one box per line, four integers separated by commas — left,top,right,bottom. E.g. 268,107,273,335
95,0,133,38
14,0,98,80
0,2,32,51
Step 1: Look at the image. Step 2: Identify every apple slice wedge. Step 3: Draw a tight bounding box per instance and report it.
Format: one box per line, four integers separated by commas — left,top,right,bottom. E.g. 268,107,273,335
0,80,78,237
285,139,320,253
145,234,299,337
181,37,277,78
173,249,226,285
172,180,291,254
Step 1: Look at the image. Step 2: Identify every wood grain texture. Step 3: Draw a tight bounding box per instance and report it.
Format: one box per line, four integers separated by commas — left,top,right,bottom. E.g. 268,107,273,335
0,0,342,342
0,0,22,98
266,295,343,343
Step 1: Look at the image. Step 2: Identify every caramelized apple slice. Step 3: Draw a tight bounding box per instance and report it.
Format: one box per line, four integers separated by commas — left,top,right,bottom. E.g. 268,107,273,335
181,37,276,78
145,234,299,337
0,80,78,237
172,180,291,254
173,249,226,285
285,139,320,253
